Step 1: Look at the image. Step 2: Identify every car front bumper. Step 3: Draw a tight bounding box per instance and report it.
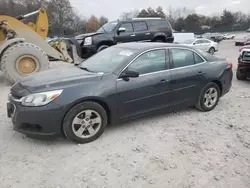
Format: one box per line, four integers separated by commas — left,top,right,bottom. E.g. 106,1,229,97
7,94,65,137
81,45,97,58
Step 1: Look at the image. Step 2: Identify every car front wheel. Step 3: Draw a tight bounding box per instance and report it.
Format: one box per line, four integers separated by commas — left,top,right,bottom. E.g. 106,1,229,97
63,101,108,143
196,83,220,112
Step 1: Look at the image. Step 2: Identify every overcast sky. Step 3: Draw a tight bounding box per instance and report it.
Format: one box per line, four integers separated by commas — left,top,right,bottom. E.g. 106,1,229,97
70,0,250,20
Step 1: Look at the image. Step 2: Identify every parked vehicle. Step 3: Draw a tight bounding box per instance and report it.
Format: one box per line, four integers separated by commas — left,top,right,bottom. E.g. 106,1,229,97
246,28,250,32
235,35,250,46
183,38,218,55
7,43,233,143
202,32,224,43
223,33,236,40
237,47,250,80
74,18,174,58
173,32,195,44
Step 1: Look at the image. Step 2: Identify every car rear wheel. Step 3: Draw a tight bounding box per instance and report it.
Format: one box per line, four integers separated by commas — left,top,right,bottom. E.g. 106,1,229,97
208,47,215,55
236,70,247,80
63,101,107,143
195,83,220,112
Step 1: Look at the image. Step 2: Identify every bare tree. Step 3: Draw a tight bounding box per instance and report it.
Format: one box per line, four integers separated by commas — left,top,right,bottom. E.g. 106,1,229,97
120,9,139,20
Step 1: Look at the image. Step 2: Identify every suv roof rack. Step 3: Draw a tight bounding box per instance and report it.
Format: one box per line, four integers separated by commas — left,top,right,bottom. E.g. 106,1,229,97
132,17,162,20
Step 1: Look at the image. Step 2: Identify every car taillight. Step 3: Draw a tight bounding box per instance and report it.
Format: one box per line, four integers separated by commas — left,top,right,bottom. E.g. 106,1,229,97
227,61,233,69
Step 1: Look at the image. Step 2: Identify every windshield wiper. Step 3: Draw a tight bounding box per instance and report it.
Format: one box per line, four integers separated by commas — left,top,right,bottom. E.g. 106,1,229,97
79,67,95,73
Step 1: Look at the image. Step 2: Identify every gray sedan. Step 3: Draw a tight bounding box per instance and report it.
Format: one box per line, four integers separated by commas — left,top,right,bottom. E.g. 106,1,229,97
183,39,218,55
7,43,232,143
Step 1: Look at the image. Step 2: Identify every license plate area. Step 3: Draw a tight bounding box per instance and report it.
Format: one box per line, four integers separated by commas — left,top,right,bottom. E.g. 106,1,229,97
7,102,16,118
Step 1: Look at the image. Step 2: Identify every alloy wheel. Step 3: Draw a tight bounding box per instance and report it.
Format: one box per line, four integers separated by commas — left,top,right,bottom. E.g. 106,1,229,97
72,110,102,139
203,87,218,108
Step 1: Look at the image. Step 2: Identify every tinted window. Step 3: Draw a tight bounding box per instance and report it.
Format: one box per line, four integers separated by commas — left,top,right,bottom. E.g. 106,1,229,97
194,53,204,64
127,49,167,75
120,23,133,32
171,49,195,68
133,22,148,31
146,20,171,29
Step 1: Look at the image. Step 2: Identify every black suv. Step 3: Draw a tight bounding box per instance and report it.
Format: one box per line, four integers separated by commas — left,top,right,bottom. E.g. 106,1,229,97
75,18,174,58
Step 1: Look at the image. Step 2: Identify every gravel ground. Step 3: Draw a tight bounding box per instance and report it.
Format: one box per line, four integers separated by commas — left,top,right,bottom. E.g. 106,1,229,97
0,39,250,188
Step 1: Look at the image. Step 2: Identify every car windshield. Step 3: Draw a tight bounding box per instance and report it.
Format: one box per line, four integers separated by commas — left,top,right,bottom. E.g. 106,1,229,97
79,47,136,73
97,22,118,33
184,39,195,44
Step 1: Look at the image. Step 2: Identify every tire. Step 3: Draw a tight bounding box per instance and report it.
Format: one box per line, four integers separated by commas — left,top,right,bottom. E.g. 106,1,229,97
236,70,247,80
63,101,108,144
1,42,49,84
195,83,220,112
154,38,165,43
208,47,215,55
97,45,109,52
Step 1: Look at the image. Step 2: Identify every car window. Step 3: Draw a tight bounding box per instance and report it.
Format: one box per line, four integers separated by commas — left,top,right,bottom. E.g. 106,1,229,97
201,40,211,44
133,22,148,31
171,49,195,68
194,53,204,64
120,23,133,32
127,49,167,75
195,40,203,44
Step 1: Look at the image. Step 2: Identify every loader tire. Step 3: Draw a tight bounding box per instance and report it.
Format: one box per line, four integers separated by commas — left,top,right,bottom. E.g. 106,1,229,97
1,42,49,84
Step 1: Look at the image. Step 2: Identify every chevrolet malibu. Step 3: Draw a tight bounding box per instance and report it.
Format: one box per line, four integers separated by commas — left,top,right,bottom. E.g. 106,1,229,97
7,43,233,143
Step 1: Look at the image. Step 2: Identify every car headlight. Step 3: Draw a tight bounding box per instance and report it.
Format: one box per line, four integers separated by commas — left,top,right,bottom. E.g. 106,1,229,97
84,37,92,45
21,90,63,107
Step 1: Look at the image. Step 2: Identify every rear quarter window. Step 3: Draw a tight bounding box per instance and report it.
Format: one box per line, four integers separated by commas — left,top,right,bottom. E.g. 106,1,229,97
146,20,172,30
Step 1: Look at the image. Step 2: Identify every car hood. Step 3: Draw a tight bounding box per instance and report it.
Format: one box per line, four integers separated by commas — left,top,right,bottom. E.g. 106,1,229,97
75,32,104,40
16,66,103,94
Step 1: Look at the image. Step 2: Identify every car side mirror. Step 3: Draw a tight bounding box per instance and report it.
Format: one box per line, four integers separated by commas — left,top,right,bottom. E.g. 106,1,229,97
117,27,126,35
120,70,139,80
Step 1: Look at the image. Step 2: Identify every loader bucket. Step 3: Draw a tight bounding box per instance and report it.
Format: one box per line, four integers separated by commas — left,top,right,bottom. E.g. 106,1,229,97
0,15,64,61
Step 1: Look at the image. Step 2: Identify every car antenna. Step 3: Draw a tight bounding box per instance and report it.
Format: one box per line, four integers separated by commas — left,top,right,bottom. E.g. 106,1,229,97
94,18,107,33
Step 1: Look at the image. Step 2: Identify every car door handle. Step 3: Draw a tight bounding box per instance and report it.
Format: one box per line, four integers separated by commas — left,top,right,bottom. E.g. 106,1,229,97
157,79,168,85
197,71,204,76
130,34,136,37
145,33,151,35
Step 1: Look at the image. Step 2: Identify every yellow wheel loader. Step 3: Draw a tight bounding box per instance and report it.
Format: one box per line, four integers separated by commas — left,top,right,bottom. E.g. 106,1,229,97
0,9,82,84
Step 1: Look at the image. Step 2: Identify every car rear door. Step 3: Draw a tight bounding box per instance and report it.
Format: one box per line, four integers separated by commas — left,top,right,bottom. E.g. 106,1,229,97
132,21,151,42
168,48,206,106
115,22,135,43
116,49,171,119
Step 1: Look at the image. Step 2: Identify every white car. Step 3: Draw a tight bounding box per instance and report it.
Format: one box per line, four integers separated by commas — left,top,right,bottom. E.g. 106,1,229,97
183,38,218,55
223,33,236,40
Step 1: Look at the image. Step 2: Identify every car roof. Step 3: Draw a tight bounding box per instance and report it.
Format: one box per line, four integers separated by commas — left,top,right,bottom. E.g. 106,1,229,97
115,42,196,51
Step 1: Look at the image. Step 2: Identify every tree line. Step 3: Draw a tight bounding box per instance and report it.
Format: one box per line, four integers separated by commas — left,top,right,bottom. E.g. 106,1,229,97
1,0,250,36
121,6,250,32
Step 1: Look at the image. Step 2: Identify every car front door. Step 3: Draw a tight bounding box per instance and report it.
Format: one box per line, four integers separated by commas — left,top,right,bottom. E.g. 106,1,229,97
193,39,204,50
115,22,135,43
168,48,206,106
116,49,171,119
132,21,150,42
